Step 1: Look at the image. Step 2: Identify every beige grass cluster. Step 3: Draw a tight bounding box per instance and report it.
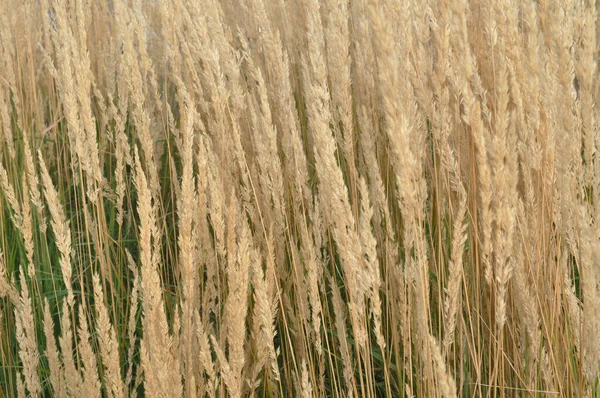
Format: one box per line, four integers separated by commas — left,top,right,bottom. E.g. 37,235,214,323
0,0,599,396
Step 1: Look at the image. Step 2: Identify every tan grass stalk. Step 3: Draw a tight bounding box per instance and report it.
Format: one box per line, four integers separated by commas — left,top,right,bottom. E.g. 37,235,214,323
15,268,41,397
205,138,227,261
196,136,220,322
300,359,314,398
43,300,65,397
442,181,467,350
287,236,311,341
240,34,285,224
0,161,23,231
562,250,582,353
58,300,83,396
324,0,358,207
329,277,355,396
38,152,74,307
249,239,280,381
76,305,101,398
0,13,17,159
357,107,395,245
299,217,324,355
511,242,555,390
249,0,313,215
46,0,102,195
17,373,26,398
124,251,140,390
0,249,18,303
195,313,217,397
429,11,469,349
490,60,516,331
0,86,15,159
70,0,103,199
429,335,457,397
358,178,385,352
303,0,368,352
134,150,182,398
576,1,597,187
224,192,250,397
579,208,600,380
370,0,431,343
447,0,494,285
174,94,202,398
349,0,376,112
92,272,125,398
22,134,45,231
107,97,130,227
0,165,37,279
210,333,238,398
202,0,246,116
20,176,36,278
115,2,161,199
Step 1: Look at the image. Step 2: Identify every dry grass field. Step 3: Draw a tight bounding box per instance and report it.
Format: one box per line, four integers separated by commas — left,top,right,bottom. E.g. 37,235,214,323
0,0,599,396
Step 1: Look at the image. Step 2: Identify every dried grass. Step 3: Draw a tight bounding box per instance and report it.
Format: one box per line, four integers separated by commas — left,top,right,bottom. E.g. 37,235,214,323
0,0,598,396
